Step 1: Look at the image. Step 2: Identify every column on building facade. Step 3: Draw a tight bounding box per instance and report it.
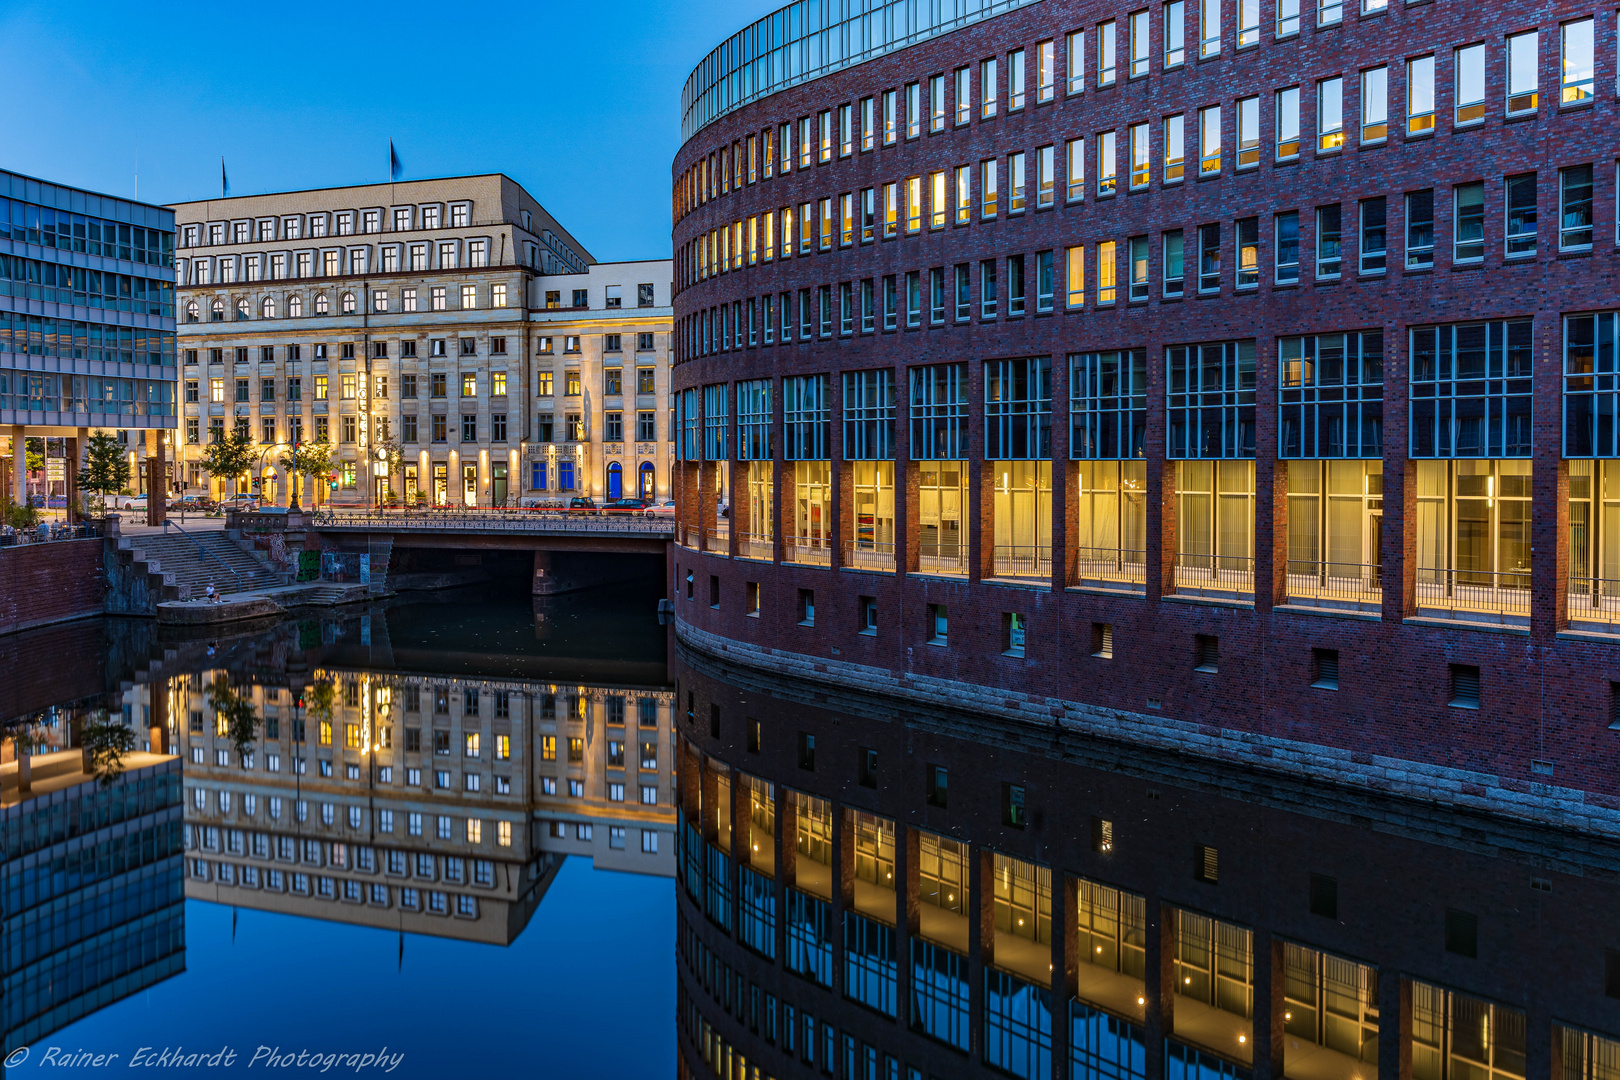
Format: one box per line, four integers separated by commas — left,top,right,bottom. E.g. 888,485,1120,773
1381,321,1417,622
1050,356,1071,593
146,430,167,526
64,431,81,525
10,425,24,505
1532,308,1570,638
968,361,989,585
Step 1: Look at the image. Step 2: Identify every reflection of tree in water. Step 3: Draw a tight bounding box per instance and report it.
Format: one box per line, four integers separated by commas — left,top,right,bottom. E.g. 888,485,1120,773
207,676,261,757
81,709,137,786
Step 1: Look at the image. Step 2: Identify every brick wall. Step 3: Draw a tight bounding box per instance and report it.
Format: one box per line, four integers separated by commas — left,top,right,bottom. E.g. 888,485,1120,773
668,3,1620,805
0,539,105,636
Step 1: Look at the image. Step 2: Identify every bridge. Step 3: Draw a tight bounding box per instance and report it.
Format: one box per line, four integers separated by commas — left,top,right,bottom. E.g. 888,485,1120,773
231,507,672,597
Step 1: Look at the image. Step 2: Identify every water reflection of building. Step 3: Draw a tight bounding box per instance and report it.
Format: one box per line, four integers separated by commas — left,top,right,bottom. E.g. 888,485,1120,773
673,659,1620,1080
2,760,185,1055
175,667,675,944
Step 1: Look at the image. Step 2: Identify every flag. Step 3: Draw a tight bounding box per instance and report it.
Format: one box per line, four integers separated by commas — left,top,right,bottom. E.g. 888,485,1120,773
389,140,403,181
221,157,229,197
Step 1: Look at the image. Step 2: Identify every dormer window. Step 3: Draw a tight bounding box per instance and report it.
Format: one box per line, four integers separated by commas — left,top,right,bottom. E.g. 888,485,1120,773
362,209,381,233
336,213,355,236
450,204,470,228
421,205,441,229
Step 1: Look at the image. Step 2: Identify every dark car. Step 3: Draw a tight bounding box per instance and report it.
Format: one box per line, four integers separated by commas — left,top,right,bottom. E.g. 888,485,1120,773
601,497,653,516
567,497,598,512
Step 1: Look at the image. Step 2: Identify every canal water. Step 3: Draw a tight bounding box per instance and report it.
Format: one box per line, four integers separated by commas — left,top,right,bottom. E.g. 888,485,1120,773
4,579,1619,1079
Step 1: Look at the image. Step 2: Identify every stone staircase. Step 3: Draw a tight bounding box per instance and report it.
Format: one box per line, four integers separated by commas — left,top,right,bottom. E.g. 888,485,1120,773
124,531,286,599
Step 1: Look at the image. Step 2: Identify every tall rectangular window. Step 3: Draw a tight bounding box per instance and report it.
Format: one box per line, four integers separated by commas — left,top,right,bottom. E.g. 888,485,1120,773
906,177,922,233
930,171,947,229
1098,131,1117,196
1200,0,1221,57
1276,87,1300,160
1037,145,1056,207
1164,114,1185,182
1237,0,1259,48
1066,30,1086,94
1237,97,1259,168
1236,218,1259,289
1505,173,1537,257
980,260,997,319
1199,106,1221,175
883,91,897,144
984,357,1053,460
1163,230,1185,297
1037,40,1055,102
1359,197,1387,274
840,103,854,155
1454,182,1485,263
1319,0,1343,26
1565,312,1620,456
1278,331,1384,458
1198,223,1221,293
1130,124,1150,189
1408,56,1436,135
1072,350,1148,460
843,369,895,460
861,97,874,150
982,159,999,217
930,75,946,132
1098,241,1118,305
1067,246,1086,308
1036,250,1055,311
1167,341,1257,459
1276,0,1299,36
1455,44,1486,125
1008,152,1027,213
1008,48,1026,110
1098,21,1117,86
1562,18,1595,104
1165,0,1186,66
1318,77,1344,152
956,67,972,123
981,58,997,118
1067,138,1086,201
1130,11,1150,77
1361,67,1388,143
1410,320,1532,457
1007,255,1026,316
1275,212,1300,283
1317,205,1342,278
910,363,968,459
1507,31,1539,114
1405,190,1435,269
1129,237,1149,301
955,264,971,320
1560,165,1593,250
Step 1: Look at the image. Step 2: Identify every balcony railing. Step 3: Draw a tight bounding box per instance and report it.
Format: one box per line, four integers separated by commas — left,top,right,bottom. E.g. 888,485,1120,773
787,535,832,566
1415,566,1530,623
680,524,702,549
992,544,1052,580
1284,559,1382,611
1569,577,1620,634
1173,553,1255,599
704,525,729,552
737,532,774,561
1073,546,1147,591
918,541,967,576
844,540,895,571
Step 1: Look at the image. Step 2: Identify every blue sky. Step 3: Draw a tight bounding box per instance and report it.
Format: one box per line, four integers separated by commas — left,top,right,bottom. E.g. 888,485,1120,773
0,0,779,262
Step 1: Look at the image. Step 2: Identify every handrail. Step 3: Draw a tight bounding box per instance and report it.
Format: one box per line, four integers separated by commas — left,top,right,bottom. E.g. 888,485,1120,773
310,507,673,535
162,519,244,592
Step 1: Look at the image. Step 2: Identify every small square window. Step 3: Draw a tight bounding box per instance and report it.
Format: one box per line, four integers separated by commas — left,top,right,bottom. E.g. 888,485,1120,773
1194,634,1219,673
1002,782,1026,828
746,581,761,616
1195,844,1219,884
1309,873,1338,919
1003,612,1026,657
926,764,948,808
1092,622,1113,659
927,603,948,646
798,588,816,626
859,596,877,635
1444,909,1478,958
1450,664,1481,709
1092,817,1114,853
1312,648,1340,690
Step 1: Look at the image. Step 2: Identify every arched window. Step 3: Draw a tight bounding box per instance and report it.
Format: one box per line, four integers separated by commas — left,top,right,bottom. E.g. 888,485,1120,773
287,294,303,317
314,293,329,316
235,297,250,320
341,292,356,314
186,300,199,323
261,295,277,319
210,298,225,322
606,461,623,500
639,461,656,499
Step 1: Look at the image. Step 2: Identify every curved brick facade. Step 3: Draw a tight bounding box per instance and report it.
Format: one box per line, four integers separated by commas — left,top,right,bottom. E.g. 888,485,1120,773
670,1,1620,813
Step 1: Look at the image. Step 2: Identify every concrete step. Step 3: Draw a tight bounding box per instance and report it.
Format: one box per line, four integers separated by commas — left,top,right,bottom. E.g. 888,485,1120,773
132,534,280,594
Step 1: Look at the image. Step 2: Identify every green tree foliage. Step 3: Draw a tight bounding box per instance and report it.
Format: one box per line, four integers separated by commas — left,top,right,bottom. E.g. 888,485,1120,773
200,424,256,495
207,676,260,757
279,439,335,505
77,430,131,513
81,711,138,786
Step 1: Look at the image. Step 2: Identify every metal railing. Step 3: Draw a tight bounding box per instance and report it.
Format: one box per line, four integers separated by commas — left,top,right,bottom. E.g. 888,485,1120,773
1284,559,1382,611
0,521,102,547
787,536,833,566
992,544,1052,580
163,520,244,592
843,540,896,571
917,541,967,575
1415,566,1531,621
705,526,730,552
681,524,702,548
309,507,672,536
1073,546,1147,590
1569,577,1620,634
737,532,774,561
1173,553,1256,598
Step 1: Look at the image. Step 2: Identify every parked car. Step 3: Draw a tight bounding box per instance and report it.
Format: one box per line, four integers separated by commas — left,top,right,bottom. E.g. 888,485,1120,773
601,497,653,516
647,500,677,517
168,495,218,513
567,497,598,513
223,493,261,510
108,495,147,510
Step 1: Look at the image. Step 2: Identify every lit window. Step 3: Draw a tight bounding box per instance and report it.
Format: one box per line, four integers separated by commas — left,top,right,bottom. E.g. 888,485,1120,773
1318,77,1344,151
1361,67,1387,143
1562,19,1595,104
1507,31,1539,114
1198,106,1221,175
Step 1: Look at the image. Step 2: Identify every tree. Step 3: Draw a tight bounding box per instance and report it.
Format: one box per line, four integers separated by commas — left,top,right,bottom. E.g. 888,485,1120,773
207,676,260,757
76,430,130,515
81,711,138,786
200,424,255,496
374,437,405,504
24,436,44,475
279,439,335,508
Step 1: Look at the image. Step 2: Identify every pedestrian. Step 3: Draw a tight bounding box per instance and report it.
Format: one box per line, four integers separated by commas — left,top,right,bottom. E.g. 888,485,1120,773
205,583,217,603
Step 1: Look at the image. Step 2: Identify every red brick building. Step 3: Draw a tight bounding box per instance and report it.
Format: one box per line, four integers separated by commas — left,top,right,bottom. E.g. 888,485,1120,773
670,0,1620,829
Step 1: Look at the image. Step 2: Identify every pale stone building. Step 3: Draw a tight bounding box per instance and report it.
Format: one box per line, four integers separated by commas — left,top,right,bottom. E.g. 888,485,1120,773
168,175,673,507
